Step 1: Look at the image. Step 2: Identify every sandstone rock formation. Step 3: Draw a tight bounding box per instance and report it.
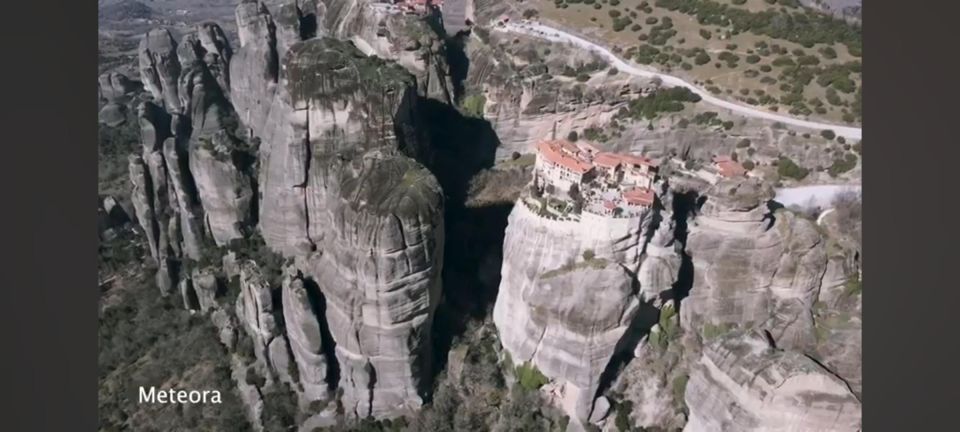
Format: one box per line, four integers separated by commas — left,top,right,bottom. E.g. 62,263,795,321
235,260,296,388
131,21,257,261
139,28,183,113
295,149,445,419
684,330,861,432
493,201,654,420
98,72,143,126
281,270,331,403
254,36,428,255
637,218,682,305
318,0,454,103
231,0,281,136
680,178,827,353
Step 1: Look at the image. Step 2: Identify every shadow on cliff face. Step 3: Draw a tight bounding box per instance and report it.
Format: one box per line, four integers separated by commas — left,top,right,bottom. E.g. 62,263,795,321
414,98,510,382
670,191,704,303
594,300,662,404
301,277,341,390
425,10,470,102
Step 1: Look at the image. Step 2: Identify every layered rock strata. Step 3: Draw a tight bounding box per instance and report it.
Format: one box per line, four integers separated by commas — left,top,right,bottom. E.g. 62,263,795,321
493,200,652,420
254,36,427,255
318,0,454,103
98,72,143,126
680,178,827,352
129,22,255,266
683,330,861,432
637,218,682,305
296,149,445,419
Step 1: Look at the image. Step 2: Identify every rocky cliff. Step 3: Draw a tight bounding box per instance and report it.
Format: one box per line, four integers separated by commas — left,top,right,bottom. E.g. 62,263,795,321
251,34,429,255
295,149,445,418
317,0,455,103
493,201,656,421
680,178,827,353
683,330,861,432
105,0,861,429
129,24,255,270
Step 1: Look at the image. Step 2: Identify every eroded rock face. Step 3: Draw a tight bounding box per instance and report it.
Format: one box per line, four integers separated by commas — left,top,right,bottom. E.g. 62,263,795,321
99,72,143,126
235,261,295,387
133,22,256,260
638,218,682,305
680,178,827,353
256,36,427,255
99,72,142,102
139,28,183,113
231,0,281,136
318,0,453,103
493,202,652,420
683,330,861,432
189,131,255,246
296,149,445,419
281,270,331,403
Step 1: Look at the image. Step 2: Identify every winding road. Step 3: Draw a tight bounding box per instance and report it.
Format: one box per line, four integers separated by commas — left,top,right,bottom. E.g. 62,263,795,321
494,21,862,141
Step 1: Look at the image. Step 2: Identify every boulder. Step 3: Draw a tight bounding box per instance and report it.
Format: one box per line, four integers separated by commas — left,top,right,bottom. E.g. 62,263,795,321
683,330,861,432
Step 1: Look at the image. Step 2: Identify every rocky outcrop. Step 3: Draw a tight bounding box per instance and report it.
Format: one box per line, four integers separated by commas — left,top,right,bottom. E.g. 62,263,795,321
493,201,653,421
189,131,255,246
255,36,427,255
98,72,143,126
295,149,445,419
139,28,183,113
318,0,454,103
235,261,296,388
637,218,682,305
281,270,331,403
132,21,257,259
680,178,827,353
683,330,861,432
231,0,281,136
463,29,654,157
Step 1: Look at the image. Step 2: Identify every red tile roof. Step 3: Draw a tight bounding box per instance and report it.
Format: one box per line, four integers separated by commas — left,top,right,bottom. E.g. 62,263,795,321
622,187,655,206
593,152,622,169
715,160,747,178
579,142,602,154
618,154,658,168
537,140,594,174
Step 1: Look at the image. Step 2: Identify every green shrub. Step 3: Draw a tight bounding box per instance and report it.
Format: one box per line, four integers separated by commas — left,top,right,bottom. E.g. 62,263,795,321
672,374,689,404
820,129,836,140
615,400,633,431
461,94,486,118
516,362,549,391
694,51,711,65
827,153,858,177
582,249,596,261
777,157,809,180
616,86,701,120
